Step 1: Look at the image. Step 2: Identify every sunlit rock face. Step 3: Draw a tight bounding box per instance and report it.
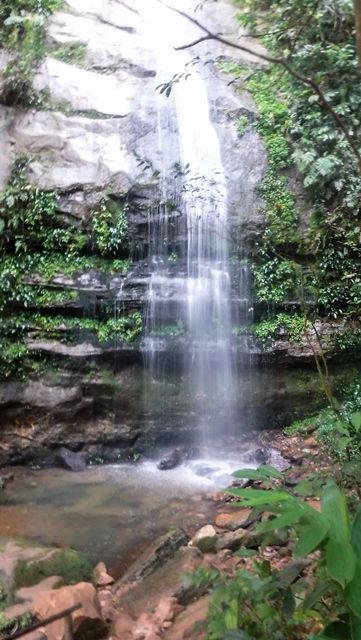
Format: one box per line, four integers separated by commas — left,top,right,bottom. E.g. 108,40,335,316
0,0,267,237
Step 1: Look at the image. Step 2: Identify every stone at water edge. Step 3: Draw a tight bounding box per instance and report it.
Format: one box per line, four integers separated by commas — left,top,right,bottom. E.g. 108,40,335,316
215,528,247,552
93,562,114,587
33,582,108,640
55,447,87,472
188,525,217,554
157,449,182,471
215,508,253,531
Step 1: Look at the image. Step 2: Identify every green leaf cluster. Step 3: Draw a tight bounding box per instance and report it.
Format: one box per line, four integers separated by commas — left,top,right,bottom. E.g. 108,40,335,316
220,470,361,638
0,0,62,106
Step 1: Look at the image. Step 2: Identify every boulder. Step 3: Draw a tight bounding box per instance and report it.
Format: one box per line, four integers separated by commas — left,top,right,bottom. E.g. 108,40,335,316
189,525,217,554
93,562,114,587
55,447,87,472
215,528,247,551
0,539,91,598
157,449,183,471
33,582,108,640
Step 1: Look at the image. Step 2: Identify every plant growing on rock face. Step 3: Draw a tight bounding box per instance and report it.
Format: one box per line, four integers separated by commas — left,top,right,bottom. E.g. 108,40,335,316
91,199,129,257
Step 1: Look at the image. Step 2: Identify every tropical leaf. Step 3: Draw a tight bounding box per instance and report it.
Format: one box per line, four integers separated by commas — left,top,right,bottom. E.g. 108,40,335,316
326,540,356,587
321,481,350,543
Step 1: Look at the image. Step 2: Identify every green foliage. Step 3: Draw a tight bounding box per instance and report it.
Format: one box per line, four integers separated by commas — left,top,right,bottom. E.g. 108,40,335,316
50,42,87,65
91,199,129,257
223,471,361,639
232,0,361,321
236,115,249,136
286,379,361,471
0,0,61,106
0,612,34,635
0,339,28,380
252,254,299,304
254,313,306,344
0,156,133,380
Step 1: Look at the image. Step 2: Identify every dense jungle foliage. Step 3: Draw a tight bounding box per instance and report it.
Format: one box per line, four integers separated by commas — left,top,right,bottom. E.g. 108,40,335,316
224,0,361,350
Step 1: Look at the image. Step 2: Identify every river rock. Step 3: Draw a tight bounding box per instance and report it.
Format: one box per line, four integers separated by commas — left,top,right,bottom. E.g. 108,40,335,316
157,449,183,471
33,582,108,640
55,447,87,472
215,528,247,551
0,539,91,597
93,562,114,587
215,508,253,530
189,525,217,554
115,528,188,588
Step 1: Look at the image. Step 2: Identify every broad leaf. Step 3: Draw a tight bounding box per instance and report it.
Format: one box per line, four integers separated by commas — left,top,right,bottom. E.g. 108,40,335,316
294,516,329,557
351,506,361,562
256,506,304,533
350,412,361,430
345,563,361,619
326,539,356,587
351,613,361,640
258,464,283,479
321,481,350,543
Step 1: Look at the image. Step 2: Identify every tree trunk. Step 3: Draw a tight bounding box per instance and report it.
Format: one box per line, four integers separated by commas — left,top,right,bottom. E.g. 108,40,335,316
353,0,361,68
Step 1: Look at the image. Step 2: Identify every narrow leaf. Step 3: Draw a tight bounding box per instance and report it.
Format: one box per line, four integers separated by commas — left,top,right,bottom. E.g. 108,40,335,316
256,507,304,533
225,488,292,507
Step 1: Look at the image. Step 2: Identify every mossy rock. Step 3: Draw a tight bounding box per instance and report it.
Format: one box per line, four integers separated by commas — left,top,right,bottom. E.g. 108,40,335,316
0,538,92,599
13,548,92,590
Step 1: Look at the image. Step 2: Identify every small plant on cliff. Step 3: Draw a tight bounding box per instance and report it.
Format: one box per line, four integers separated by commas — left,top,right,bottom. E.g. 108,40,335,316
91,199,129,257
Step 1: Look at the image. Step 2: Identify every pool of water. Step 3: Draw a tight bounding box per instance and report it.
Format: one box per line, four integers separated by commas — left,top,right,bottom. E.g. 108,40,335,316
0,459,242,577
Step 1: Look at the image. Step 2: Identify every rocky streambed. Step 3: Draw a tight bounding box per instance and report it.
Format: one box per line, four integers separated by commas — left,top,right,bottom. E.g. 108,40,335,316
0,428,327,640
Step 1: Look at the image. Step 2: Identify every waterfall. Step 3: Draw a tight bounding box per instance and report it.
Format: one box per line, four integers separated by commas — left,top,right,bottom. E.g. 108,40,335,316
136,0,236,449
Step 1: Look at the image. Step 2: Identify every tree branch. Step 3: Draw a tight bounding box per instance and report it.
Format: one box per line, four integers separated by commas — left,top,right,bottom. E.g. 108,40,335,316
158,0,361,172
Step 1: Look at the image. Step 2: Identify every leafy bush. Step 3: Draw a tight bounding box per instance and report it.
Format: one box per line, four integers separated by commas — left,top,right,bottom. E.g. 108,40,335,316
91,200,129,257
207,466,361,640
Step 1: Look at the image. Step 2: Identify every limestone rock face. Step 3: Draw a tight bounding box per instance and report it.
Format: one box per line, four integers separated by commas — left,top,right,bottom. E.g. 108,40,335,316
0,0,267,232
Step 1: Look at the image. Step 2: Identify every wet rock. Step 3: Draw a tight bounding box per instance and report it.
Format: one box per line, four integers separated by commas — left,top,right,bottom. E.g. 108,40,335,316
55,447,87,472
0,539,91,597
157,449,182,471
253,447,269,464
0,472,14,490
215,528,247,551
33,582,108,640
115,547,202,618
115,528,188,587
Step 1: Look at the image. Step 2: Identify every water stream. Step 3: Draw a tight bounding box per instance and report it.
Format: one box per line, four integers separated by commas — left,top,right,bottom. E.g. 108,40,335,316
137,0,239,448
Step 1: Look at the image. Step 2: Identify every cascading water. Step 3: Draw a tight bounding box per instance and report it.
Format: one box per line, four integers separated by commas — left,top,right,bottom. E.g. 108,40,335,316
136,0,239,451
